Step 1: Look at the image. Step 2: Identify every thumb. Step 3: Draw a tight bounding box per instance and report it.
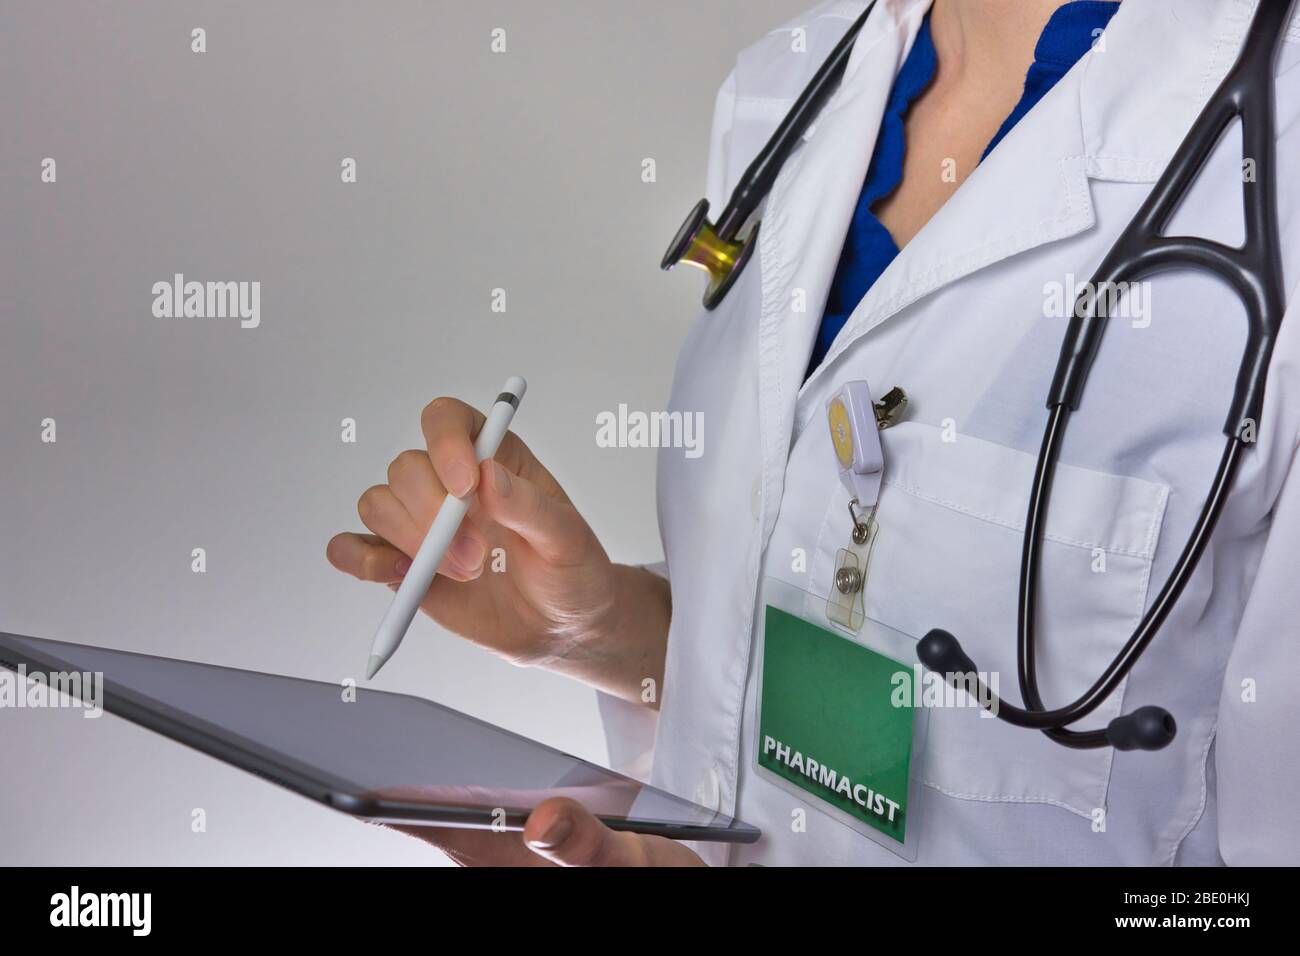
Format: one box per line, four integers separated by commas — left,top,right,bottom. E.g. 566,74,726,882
476,459,588,561
522,798,705,867
523,798,647,866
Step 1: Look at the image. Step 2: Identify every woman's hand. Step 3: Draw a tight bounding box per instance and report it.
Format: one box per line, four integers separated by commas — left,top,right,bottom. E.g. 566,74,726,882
389,797,705,867
327,396,670,701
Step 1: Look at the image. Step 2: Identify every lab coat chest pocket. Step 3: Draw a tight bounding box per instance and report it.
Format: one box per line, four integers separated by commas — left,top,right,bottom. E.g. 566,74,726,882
816,422,1170,818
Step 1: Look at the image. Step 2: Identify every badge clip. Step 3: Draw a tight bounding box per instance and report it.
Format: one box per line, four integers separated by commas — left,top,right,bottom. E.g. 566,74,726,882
873,386,908,429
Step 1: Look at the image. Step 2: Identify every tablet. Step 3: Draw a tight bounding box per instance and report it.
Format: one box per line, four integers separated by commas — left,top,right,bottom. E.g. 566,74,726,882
0,632,760,844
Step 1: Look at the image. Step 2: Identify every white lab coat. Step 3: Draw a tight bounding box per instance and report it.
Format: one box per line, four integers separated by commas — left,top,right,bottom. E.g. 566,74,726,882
600,0,1300,865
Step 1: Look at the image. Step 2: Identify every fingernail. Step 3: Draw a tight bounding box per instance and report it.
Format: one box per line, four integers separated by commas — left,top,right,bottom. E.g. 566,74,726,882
394,556,411,576
527,813,572,850
444,460,475,499
490,459,512,497
451,535,485,570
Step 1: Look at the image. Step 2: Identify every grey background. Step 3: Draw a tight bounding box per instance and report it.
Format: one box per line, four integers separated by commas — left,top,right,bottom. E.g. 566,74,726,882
0,0,798,864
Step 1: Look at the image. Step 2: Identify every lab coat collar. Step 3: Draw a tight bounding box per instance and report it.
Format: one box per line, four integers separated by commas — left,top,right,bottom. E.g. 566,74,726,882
798,0,927,143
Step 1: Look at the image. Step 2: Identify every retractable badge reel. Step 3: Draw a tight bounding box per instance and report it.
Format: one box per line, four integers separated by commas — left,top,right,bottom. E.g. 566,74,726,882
825,382,906,630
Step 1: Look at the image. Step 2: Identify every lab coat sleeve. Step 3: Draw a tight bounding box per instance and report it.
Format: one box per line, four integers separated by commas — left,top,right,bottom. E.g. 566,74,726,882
596,70,737,782
1215,441,1300,865
595,561,668,783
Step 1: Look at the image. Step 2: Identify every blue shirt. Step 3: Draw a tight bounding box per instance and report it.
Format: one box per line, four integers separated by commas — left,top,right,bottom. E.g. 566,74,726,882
808,1,1120,376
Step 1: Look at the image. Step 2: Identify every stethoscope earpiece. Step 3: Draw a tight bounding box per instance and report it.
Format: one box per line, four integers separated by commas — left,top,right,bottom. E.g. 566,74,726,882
918,630,1178,752
916,629,975,676
1106,706,1177,753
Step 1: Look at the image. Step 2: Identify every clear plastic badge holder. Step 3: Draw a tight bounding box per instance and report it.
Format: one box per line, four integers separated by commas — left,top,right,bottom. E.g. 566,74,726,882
826,507,878,632
755,576,929,862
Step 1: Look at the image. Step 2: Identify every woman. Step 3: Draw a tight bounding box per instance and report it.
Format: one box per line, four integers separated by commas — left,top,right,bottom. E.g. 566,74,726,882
327,0,1300,865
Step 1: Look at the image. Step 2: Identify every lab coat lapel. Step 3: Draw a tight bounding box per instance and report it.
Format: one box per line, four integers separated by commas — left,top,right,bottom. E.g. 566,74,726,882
803,41,1099,390
753,0,927,537
804,0,1273,389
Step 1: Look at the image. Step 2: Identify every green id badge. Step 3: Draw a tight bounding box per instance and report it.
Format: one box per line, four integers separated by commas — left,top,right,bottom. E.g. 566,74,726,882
756,577,928,861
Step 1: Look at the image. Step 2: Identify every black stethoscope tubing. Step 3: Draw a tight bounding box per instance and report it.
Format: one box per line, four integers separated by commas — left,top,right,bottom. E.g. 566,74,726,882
920,0,1291,751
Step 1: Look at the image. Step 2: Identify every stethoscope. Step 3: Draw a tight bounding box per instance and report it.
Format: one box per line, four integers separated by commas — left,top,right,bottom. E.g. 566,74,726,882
662,0,1293,752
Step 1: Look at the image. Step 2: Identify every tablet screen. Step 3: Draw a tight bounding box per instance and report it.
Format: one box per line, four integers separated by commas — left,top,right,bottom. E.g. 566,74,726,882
0,633,757,841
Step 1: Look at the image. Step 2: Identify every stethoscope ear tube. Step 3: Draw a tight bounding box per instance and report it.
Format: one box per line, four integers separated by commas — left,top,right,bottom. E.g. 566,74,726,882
919,424,1245,751
1048,0,1291,440
917,0,1295,753
661,1,877,309
917,630,1176,751
710,0,876,242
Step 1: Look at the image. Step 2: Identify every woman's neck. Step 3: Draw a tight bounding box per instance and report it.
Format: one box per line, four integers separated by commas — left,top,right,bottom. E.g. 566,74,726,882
871,0,1095,250
928,0,1068,105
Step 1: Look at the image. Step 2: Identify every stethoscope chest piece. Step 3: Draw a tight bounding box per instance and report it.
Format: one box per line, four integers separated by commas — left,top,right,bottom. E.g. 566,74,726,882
661,198,758,310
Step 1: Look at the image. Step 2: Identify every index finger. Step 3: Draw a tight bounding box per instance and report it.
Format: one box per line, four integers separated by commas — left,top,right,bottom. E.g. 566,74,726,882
419,396,534,497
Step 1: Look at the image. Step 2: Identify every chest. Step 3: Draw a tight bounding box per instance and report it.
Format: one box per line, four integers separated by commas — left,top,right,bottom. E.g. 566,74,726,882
873,79,1016,249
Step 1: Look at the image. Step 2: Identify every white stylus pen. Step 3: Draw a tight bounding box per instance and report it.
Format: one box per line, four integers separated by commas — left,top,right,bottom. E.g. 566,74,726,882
365,376,527,679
